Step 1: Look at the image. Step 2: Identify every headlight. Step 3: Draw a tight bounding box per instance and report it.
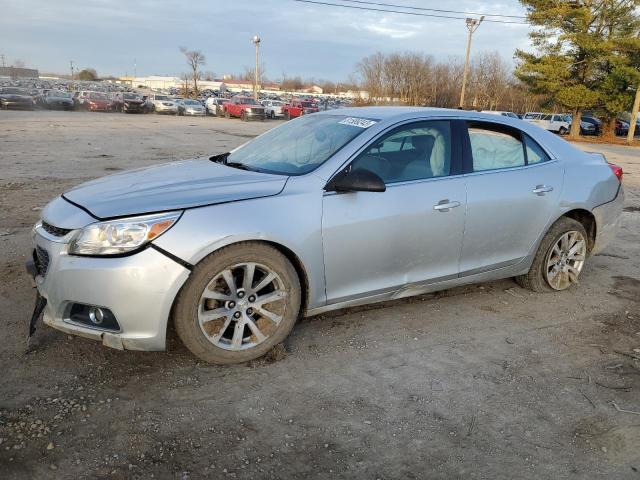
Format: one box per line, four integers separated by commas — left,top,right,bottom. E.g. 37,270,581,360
68,211,181,256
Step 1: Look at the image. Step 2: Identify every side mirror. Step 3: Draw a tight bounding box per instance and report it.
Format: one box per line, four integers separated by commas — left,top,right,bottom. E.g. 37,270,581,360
325,168,386,193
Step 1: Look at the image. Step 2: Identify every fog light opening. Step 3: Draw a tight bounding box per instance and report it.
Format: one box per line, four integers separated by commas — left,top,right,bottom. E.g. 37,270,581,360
88,307,104,325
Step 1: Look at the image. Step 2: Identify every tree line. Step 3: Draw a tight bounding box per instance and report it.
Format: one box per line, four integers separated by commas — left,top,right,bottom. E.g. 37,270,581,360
355,51,543,114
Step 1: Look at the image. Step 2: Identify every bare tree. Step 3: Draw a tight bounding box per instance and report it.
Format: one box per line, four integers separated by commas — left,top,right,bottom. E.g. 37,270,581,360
179,47,206,97
354,50,543,112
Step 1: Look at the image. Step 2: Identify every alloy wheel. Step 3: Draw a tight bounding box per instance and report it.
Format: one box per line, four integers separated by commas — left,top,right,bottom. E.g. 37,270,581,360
545,230,586,290
198,262,288,351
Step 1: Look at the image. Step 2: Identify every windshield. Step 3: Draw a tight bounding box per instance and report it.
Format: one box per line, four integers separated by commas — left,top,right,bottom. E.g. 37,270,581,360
302,101,316,108
238,97,258,105
184,100,200,105
155,95,169,101
89,92,108,100
1,88,28,95
50,91,71,98
225,114,376,175
123,93,139,100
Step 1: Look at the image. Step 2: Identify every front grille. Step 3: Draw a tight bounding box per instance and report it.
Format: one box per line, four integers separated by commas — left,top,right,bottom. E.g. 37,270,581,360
42,221,72,237
34,246,50,276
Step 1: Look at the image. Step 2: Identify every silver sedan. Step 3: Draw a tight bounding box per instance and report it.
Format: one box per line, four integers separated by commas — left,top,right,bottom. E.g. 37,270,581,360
28,108,624,364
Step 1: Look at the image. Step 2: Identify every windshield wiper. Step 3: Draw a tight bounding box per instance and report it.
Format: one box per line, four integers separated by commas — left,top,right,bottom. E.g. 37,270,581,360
224,161,254,171
209,152,254,171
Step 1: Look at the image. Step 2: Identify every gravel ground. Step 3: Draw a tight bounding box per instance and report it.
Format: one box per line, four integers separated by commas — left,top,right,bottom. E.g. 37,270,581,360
1,110,639,480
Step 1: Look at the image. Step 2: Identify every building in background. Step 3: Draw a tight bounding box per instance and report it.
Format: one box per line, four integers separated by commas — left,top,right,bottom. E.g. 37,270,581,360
0,66,39,78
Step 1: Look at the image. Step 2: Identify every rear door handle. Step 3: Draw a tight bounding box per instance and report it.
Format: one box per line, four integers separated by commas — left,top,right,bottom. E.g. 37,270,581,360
433,200,461,212
532,185,553,195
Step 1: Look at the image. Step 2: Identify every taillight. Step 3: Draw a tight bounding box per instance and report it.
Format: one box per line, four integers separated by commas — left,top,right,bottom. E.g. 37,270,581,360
608,163,623,182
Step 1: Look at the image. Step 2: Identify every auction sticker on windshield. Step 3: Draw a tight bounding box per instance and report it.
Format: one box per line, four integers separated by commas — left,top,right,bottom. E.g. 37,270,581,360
338,117,378,128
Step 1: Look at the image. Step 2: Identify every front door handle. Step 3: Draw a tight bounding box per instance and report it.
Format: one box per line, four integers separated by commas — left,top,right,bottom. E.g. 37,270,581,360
532,185,553,196
433,199,461,212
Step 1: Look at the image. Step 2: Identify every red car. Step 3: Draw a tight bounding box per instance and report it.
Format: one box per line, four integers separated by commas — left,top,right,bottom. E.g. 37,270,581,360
75,91,112,111
282,99,318,119
223,96,266,121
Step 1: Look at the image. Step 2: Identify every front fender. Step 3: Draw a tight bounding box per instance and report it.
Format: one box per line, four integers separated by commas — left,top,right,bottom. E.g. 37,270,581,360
152,176,327,309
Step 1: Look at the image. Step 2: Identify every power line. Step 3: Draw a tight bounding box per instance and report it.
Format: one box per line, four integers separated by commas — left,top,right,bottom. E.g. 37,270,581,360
338,0,526,19
291,0,529,24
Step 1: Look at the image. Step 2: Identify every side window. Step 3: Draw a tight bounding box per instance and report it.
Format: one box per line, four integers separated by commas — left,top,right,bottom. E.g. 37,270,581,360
350,121,452,183
541,114,552,121
467,122,525,171
523,134,550,164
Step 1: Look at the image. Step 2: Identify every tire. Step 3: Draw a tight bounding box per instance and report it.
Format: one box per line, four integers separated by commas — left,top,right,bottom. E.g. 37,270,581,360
225,111,230,119
284,111,290,120
558,126,568,135
241,111,247,122
515,217,588,293
173,242,302,364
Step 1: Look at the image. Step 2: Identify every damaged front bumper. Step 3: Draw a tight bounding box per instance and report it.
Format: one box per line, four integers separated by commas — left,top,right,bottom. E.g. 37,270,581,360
28,223,190,351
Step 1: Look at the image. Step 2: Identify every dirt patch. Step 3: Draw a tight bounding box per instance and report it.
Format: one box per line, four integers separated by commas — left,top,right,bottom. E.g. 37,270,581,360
610,276,640,303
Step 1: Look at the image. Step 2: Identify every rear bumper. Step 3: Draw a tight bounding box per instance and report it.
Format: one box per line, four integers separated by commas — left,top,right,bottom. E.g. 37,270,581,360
592,185,625,254
30,225,190,351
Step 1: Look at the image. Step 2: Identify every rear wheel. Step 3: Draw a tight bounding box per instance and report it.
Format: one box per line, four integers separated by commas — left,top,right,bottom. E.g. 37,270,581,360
558,126,568,135
284,110,290,120
173,243,301,364
225,110,230,119
515,217,588,292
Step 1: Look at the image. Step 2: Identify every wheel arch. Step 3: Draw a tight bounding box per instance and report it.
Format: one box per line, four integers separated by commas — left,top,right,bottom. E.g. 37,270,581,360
168,238,311,341
561,208,597,252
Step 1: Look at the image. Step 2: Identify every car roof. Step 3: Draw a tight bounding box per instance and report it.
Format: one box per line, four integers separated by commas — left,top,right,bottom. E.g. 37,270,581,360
314,106,580,160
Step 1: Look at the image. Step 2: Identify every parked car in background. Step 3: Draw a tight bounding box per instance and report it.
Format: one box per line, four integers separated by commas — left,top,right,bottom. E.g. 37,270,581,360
526,113,570,134
581,116,601,136
262,100,285,119
179,99,206,116
149,94,179,115
523,112,542,121
0,87,35,110
480,110,519,119
75,91,112,111
223,96,266,121
29,108,624,364
282,99,319,119
112,92,146,113
205,97,228,117
39,90,74,110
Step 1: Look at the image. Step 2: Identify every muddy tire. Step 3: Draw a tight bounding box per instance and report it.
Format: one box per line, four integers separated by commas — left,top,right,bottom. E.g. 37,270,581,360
515,217,588,293
173,242,301,364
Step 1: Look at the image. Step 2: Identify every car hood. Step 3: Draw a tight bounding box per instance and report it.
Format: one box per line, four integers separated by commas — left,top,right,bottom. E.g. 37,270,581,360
63,158,288,219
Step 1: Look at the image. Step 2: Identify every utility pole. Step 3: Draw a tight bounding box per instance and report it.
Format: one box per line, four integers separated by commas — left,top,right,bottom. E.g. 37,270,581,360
134,58,137,78
70,60,74,81
0,54,5,68
459,16,484,109
252,35,261,101
628,84,640,144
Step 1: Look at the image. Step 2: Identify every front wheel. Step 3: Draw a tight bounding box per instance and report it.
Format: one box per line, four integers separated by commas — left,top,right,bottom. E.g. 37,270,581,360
241,111,247,122
558,126,568,135
173,242,301,364
515,217,588,292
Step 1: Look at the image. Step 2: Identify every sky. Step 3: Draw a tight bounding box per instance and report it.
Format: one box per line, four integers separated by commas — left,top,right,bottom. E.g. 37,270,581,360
0,0,532,81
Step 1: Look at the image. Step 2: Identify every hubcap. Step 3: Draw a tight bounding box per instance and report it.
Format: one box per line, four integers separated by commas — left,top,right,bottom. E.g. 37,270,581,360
198,262,288,351
545,230,586,290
